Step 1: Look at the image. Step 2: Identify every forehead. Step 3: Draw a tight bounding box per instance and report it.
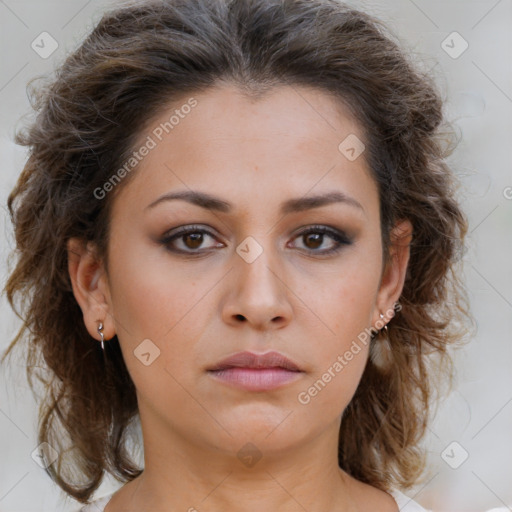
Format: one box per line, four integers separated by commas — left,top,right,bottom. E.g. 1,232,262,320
154,82,363,152
110,82,378,220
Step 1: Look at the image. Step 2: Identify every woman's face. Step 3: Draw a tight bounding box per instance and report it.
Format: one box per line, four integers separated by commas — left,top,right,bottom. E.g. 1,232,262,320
72,83,410,464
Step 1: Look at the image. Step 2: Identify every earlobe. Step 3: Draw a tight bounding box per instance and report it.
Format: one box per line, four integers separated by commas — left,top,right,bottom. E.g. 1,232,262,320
67,238,116,341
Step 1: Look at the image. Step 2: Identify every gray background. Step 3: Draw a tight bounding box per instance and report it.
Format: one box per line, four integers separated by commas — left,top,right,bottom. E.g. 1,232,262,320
0,0,511,511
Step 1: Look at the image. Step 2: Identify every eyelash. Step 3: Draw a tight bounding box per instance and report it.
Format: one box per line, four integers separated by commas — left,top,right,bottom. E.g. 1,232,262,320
159,224,353,257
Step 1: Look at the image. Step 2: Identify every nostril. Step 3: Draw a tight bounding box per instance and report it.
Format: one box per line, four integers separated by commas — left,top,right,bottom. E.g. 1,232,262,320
235,314,246,321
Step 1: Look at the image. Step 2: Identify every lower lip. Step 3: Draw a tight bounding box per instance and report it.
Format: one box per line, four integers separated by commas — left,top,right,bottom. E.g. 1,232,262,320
208,367,303,391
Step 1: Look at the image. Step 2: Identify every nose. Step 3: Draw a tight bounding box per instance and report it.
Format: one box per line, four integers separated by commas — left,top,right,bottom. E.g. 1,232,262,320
221,241,293,331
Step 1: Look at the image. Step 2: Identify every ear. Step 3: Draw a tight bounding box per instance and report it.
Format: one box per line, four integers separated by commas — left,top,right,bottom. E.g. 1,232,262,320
67,237,116,342
372,219,413,327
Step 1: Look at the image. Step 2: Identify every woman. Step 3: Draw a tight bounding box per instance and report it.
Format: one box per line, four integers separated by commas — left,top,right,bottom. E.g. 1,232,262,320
2,0,470,510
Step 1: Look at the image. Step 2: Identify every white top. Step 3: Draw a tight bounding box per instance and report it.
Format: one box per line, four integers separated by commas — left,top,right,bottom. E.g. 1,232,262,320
76,488,430,511
391,489,430,511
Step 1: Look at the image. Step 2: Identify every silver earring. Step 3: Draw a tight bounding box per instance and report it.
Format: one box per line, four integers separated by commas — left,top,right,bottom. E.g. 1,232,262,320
379,313,388,331
371,314,392,370
97,322,105,350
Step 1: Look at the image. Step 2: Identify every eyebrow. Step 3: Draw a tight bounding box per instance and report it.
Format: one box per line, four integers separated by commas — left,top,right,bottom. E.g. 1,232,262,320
145,190,364,215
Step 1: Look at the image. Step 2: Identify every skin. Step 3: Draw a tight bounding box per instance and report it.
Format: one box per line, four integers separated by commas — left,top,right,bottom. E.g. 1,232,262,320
68,83,412,512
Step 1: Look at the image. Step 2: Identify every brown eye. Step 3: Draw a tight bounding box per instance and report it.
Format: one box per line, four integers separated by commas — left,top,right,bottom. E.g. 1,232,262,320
303,232,324,250
160,225,223,254
182,232,204,249
291,226,353,255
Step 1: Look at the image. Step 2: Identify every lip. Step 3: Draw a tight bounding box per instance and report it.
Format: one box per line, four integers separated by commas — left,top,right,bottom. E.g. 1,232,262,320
207,350,302,372
207,351,303,392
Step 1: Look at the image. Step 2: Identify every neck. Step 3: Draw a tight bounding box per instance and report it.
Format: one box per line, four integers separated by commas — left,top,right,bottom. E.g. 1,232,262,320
115,414,360,512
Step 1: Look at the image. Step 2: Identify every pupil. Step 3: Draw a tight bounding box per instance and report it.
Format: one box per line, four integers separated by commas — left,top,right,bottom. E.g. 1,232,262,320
185,233,203,249
305,233,322,249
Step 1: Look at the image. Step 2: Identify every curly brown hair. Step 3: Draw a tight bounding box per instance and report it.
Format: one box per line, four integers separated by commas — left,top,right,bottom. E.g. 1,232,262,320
2,0,471,505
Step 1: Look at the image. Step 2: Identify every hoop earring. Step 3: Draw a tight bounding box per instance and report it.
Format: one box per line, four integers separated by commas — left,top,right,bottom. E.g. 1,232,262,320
371,313,392,370
97,322,105,351
379,313,388,331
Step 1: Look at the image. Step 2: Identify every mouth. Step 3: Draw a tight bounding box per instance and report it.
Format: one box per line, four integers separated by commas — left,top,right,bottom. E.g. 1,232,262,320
206,351,304,392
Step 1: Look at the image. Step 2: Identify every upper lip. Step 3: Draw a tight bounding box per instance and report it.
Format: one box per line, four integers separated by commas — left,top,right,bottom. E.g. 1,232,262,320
207,351,302,372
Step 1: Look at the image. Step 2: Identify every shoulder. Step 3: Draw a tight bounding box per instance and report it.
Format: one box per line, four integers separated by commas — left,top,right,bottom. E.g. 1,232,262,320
346,476,406,511
390,489,431,511
347,476,430,512
75,491,115,512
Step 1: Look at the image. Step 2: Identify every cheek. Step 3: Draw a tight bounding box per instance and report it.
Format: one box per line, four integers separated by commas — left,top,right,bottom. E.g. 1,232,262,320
297,343,370,415
330,274,377,336
107,238,206,341
106,241,215,398
296,301,371,421
298,249,381,342
296,253,380,411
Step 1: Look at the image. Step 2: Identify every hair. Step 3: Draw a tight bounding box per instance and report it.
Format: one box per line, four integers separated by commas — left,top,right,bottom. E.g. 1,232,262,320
2,0,471,505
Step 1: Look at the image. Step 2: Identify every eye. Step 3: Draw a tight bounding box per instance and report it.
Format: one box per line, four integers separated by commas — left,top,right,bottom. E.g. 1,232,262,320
290,225,353,255
160,225,224,254
159,224,353,256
